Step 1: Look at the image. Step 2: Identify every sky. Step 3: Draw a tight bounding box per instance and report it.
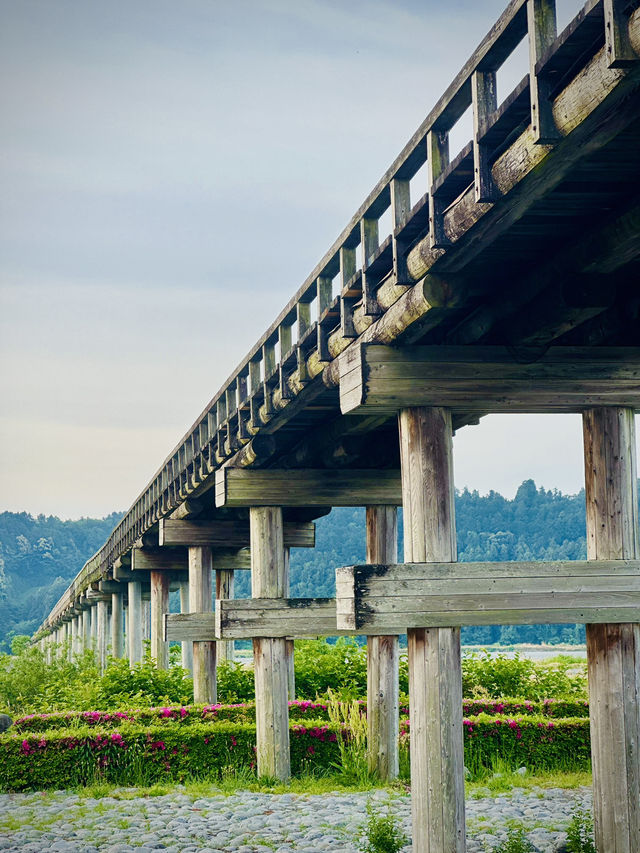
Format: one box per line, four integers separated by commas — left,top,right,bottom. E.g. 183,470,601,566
1,0,636,520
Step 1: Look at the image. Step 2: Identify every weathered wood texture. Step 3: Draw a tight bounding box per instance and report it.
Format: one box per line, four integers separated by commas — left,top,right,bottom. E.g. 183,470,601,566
158,518,315,549
251,507,291,781
96,599,109,673
215,468,402,507
399,407,465,853
178,580,193,674
583,407,640,853
111,592,124,659
215,569,235,663
127,580,143,666
366,506,399,781
339,345,640,414
150,571,170,670
189,546,217,704
336,559,640,630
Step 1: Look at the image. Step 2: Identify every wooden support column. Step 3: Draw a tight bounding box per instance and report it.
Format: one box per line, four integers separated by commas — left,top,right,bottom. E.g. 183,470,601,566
90,602,98,648
366,505,399,781
150,571,170,670
82,607,91,650
127,580,143,666
96,599,109,672
251,506,291,781
583,407,640,853
142,598,151,642
189,546,217,703
111,591,124,659
215,569,235,664
283,547,295,700
179,580,193,673
398,406,465,853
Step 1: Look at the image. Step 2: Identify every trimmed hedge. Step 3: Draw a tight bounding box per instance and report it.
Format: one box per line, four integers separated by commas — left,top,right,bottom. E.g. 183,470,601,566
14,697,589,734
400,713,591,771
13,700,333,733
0,719,340,792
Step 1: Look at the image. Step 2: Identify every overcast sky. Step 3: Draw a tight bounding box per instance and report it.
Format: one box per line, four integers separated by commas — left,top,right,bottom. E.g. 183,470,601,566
1,0,636,519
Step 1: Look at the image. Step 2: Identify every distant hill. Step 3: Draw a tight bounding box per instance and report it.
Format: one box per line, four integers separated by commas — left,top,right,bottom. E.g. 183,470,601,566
0,511,123,650
2,479,630,649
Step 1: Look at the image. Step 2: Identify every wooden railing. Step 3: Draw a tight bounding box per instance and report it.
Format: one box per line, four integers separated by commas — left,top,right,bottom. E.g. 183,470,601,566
39,0,639,633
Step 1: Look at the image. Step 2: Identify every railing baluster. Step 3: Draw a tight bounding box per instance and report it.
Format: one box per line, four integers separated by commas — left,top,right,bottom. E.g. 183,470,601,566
528,0,559,144
472,69,498,201
391,178,411,284
604,0,638,68
428,129,450,248
361,217,380,315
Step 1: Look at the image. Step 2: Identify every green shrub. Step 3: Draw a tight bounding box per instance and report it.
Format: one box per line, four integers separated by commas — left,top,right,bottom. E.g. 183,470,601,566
461,698,589,719
399,714,591,775
492,827,536,853
566,804,596,853
357,800,408,853
461,652,587,700
216,659,256,702
94,657,193,708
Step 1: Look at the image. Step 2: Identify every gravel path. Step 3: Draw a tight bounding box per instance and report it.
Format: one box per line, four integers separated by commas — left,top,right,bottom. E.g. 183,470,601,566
0,786,591,852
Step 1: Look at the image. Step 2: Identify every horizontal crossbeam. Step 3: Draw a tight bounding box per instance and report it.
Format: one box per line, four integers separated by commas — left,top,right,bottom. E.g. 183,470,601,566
131,546,252,571
157,518,315,548
164,597,403,641
339,345,640,415
215,468,402,508
335,560,640,630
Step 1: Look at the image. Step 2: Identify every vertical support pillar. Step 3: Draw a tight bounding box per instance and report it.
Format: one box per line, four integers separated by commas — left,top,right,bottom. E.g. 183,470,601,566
71,615,79,658
90,603,98,649
399,406,465,853
583,407,640,852
96,599,109,673
127,580,143,666
142,597,151,643
366,505,399,781
150,571,170,670
189,547,217,703
251,506,291,781
284,548,295,700
111,591,124,659
179,580,193,674
215,569,235,664
82,606,91,652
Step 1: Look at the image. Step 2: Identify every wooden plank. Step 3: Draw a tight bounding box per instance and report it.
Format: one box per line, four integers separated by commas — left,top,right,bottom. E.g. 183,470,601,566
158,518,315,549
215,468,402,508
366,506,399,782
583,407,640,853
339,344,640,415
189,546,217,704
398,406,464,853
131,549,188,572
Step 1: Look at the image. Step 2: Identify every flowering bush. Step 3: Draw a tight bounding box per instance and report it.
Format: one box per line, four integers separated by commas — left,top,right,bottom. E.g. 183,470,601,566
14,700,336,733
399,713,591,772
0,718,341,792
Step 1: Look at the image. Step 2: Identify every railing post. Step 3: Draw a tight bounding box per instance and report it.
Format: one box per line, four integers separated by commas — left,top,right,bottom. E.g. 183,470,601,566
583,407,640,852
398,406,465,853
366,505,399,781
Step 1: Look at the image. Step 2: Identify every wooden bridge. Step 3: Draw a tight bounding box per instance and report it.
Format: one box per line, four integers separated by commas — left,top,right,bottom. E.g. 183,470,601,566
35,1,640,850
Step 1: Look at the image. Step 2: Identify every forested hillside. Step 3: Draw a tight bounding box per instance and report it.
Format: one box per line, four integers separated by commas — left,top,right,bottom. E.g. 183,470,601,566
0,512,123,649
1,479,623,648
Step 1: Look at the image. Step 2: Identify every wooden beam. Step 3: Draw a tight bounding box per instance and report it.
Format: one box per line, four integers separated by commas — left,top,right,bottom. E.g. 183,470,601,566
189,546,217,704
131,549,187,572
158,518,315,549
166,598,404,641
336,559,640,631
399,406,464,853
150,571,169,670
366,506,399,782
339,345,640,415
251,506,291,781
215,468,402,508
583,407,640,852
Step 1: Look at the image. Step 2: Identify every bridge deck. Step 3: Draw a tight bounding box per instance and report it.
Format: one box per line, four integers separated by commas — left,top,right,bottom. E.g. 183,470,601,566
37,0,640,634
